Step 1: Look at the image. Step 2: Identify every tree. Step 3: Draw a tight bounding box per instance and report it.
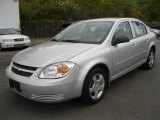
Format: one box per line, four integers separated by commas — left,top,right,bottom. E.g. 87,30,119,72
19,0,160,22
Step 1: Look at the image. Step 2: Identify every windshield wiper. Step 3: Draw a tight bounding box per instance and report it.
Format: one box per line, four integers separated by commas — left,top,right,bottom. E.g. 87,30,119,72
62,40,81,43
9,33,17,34
51,38,64,42
52,39,81,43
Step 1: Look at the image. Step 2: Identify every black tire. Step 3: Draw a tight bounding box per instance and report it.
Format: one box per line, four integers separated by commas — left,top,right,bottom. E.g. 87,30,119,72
143,49,155,70
23,46,28,49
81,67,108,105
0,44,3,51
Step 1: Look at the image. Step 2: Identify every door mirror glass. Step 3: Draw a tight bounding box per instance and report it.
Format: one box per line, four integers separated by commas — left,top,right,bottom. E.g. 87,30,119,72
112,29,130,45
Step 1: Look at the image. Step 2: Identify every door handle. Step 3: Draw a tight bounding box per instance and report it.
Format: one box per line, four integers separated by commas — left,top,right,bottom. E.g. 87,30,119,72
131,44,136,48
146,39,150,45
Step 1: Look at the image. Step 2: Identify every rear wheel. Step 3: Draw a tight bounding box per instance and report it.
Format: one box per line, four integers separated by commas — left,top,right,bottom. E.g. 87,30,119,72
143,49,155,69
82,67,108,104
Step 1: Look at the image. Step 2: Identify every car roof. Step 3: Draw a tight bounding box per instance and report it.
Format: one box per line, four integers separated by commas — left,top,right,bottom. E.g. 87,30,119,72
83,18,139,22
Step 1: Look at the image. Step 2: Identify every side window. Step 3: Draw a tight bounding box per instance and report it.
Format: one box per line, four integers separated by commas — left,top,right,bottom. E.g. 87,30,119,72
131,21,147,38
141,23,147,35
114,21,133,40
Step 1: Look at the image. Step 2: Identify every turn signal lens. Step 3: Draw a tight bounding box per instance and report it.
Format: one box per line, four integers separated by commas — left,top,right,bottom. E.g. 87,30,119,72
39,62,75,79
57,64,69,75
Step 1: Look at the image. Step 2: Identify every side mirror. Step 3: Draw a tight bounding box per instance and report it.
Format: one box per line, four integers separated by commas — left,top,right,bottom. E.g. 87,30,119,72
112,30,130,46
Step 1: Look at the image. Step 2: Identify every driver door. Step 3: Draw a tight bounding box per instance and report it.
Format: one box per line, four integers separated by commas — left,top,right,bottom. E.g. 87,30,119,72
111,21,134,79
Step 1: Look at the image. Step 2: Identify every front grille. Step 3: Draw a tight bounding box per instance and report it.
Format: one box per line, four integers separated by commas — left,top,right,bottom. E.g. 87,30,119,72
14,44,25,47
14,38,24,42
9,79,21,92
11,62,37,77
12,67,33,77
13,62,37,71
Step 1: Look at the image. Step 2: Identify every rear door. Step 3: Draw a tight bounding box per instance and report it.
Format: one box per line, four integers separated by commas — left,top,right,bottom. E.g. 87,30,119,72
130,21,149,64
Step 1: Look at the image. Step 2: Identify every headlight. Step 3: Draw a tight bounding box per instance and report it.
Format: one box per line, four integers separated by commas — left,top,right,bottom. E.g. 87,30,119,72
39,62,75,79
2,39,13,42
24,37,30,40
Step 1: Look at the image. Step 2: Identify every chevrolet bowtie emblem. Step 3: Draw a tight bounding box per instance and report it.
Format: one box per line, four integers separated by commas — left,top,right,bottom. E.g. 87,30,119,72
17,68,22,71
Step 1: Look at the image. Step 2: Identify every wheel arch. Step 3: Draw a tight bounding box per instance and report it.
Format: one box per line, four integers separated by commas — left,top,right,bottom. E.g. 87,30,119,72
151,45,156,52
83,63,111,89
147,42,156,57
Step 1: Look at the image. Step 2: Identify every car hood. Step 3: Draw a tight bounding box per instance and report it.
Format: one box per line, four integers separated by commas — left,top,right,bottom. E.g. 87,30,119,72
0,34,28,39
13,41,97,67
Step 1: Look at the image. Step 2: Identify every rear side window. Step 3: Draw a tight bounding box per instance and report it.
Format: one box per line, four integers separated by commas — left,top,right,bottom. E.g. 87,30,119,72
141,23,147,35
131,21,147,38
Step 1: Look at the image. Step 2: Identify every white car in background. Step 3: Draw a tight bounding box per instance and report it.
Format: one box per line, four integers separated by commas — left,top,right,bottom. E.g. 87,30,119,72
0,28,31,51
151,28,160,38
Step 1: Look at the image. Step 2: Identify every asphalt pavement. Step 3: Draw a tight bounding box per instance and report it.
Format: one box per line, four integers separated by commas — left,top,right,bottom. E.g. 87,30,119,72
0,38,160,120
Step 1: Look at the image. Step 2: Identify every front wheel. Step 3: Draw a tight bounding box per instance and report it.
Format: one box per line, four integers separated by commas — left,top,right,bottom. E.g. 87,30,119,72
0,44,3,51
81,67,107,104
143,49,155,70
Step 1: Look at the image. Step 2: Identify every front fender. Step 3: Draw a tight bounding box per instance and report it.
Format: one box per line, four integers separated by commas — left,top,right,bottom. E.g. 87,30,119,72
69,45,112,95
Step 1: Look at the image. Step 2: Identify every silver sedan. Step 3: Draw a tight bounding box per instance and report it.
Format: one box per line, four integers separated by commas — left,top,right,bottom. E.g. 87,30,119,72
6,18,157,104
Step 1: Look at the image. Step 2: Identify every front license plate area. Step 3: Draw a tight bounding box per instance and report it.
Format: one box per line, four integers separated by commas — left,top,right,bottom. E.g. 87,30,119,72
9,79,21,92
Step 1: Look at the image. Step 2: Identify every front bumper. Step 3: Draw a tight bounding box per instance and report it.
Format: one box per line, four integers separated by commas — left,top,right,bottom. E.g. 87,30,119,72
6,64,83,103
1,40,31,48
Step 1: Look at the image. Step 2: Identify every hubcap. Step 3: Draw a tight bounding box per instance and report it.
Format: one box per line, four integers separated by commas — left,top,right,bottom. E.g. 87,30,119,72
149,52,155,68
89,73,105,100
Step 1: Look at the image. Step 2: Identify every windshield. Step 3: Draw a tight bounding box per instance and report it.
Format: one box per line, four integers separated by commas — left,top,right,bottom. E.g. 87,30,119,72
54,21,114,44
0,28,18,35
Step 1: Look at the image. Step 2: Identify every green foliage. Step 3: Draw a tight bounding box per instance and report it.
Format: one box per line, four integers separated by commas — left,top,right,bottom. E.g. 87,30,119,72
19,0,160,22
